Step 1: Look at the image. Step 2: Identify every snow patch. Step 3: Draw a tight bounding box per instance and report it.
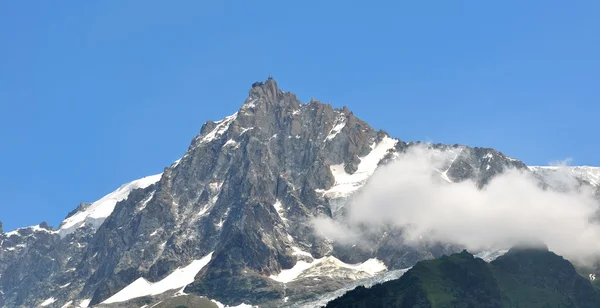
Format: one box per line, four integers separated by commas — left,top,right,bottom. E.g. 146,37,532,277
59,174,162,238
102,252,214,304
201,113,237,144
318,136,397,199
209,182,223,192
273,200,287,223
269,256,386,283
171,158,182,168
291,246,313,258
271,261,315,283
137,191,155,212
223,139,238,148
240,127,254,135
474,248,509,262
294,267,410,308
197,204,210,216
78,299,91,308
60,301,73,308
40,297,56,306
507,156,520,162
325,115,346,142
172,287,187,297
242,99,257,109
5,224,58,237
59,282,71,288
529,166,600,187
438,147,464,183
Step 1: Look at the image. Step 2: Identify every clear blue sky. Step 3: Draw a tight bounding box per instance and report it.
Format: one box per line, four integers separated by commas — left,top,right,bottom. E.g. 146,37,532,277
1,1,598,231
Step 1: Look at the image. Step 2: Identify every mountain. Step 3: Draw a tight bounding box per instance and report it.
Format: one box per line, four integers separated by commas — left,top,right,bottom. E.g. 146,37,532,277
325,246,600,308
1,78,598,308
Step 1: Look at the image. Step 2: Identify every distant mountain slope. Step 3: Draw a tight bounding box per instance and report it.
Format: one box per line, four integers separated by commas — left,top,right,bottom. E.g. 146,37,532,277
529,166,600,189
326,246,600,308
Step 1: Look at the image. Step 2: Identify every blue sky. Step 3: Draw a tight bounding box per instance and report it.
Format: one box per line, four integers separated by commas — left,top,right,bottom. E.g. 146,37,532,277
1,1,598,231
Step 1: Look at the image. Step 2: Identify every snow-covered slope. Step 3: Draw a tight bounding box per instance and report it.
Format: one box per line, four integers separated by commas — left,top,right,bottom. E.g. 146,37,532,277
290,268,410,308
529,166,600,187
4,224,57,237
270,256,387,283
102,252,214,304
58,174,162,237
39,297,57,306
474,248,509,262
316,136,397,199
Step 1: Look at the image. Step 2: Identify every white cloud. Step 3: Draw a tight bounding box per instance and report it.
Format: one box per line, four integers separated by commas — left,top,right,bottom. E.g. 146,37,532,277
313,146,600,264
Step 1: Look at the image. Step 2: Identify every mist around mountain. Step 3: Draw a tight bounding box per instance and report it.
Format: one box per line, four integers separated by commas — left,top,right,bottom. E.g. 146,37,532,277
313,145,600,265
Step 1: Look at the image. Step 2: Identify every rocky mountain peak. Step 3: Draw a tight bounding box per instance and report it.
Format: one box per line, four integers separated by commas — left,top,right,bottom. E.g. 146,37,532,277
250,76,279,96
1,79,596,308
189,78,387,179
245,77,299,111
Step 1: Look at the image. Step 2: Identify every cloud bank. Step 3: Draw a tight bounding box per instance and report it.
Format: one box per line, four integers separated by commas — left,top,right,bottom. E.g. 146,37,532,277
313,146,600,263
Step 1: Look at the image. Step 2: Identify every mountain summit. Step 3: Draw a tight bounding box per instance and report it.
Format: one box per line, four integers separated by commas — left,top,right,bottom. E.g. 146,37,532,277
1,79,598,308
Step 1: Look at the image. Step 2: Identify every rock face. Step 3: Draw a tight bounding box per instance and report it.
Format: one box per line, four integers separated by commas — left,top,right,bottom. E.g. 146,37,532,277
326,247,600,308
0,78,598,308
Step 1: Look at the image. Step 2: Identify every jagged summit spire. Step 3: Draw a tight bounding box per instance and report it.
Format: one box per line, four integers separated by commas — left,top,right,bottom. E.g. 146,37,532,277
240,77,302,114
250,76,278,91
249,76,281,100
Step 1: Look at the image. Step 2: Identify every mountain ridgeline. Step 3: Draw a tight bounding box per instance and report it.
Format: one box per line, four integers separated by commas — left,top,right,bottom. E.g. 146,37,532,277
326,246,600,308
1,78,599,308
